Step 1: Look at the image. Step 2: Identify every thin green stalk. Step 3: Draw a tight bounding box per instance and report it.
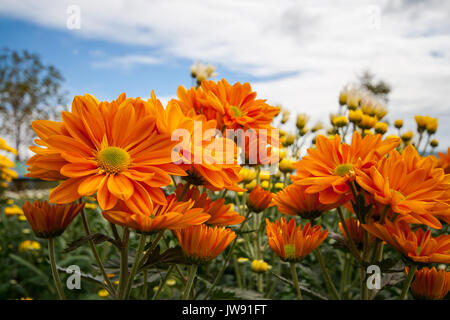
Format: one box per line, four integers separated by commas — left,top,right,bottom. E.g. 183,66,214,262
314,249,340,300
142,269,148,300
152,265,174,300
117,228,130,299
138,230,164,269
204,208,251,299
48,238,66,300
123,234,147,299
337,207,362,263
232,255,243,288
183,265,198,300
400,264,417,300
289,262,302,300
80,209,114,294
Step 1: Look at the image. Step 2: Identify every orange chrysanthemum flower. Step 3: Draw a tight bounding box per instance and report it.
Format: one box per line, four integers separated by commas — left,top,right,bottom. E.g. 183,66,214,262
438,147,450,174
356,145,449,229
175,184,245,226
272,184,346,220
362,220,450,264
339,217,365,244
22,200,84,238
27,93,186,211
266,217,328,262
292,131,400,206
102,194,210,234
173,114,244,192
174,224,236,265
174,79,280,131
247,185,273,213
408,267,450,300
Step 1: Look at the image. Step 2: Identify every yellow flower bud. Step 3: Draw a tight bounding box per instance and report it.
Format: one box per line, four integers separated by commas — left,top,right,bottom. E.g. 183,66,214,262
430,139,439,148
239,167,257,183
166,279,176,287
426,117,438,134
245,180,257,191
296,114,308,130
279,158,295,174
311,121,323,133
394,119,403,129
348,109,363,124
98,289,109,298
251,259,268,273
374,122,388,135
237,257,249,264
358,115,377,130
259,170,271,181
332,115,348,128
401,131,414,143
282,134,296,147
261,180,270,189
274,182,284,190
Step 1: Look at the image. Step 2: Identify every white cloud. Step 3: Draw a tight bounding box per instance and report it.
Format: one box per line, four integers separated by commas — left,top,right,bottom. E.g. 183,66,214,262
1,0,449,146
91,54,160,69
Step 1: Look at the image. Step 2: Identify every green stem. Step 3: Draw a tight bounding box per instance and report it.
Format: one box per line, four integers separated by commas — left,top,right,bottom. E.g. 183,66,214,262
232,255,243,288
337,207,362,264
289,262,302,300
314,249,340,300
48,238,66,300
183,265,198,300
138,230,164,269
204,208,251,299
152,265,174,300
400,264,417,300
123,234,146,299
80,209,115,295
117,228,130,299
142,269,148,300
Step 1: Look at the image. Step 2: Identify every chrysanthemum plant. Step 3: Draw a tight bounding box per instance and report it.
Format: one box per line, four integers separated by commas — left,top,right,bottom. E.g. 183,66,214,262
20,78,449,300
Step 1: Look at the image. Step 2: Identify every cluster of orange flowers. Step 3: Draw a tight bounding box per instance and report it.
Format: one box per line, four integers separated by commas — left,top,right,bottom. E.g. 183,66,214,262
24,79,282,268
267,130,450,299
19,77,450,300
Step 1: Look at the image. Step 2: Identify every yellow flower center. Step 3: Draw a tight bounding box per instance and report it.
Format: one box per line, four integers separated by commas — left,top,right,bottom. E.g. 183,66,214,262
284,244,296,261
229,106,242,117
96,147,131,174
334,163,354,177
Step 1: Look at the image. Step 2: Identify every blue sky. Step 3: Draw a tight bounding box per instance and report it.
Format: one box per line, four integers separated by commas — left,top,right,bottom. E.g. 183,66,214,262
0,0,449,151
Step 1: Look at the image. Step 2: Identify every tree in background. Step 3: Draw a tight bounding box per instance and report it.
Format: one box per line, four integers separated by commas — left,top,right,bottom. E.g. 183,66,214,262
0,48,66,161
357,69,391,102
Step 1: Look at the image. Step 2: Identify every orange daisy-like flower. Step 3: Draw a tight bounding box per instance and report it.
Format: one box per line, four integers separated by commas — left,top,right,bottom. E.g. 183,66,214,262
174,79,280,131
26,93,185,211
356,145,449,229
175,183,245,226
22,200,84,238
175,114,244,192
292,131,400,206
338,217,365,244
266,217,328,262
174,224,236,265
247,184,273,213
362,219,450,264
408,267,450,300
272,184,347,220
102,194,210,234
437,147,450,174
